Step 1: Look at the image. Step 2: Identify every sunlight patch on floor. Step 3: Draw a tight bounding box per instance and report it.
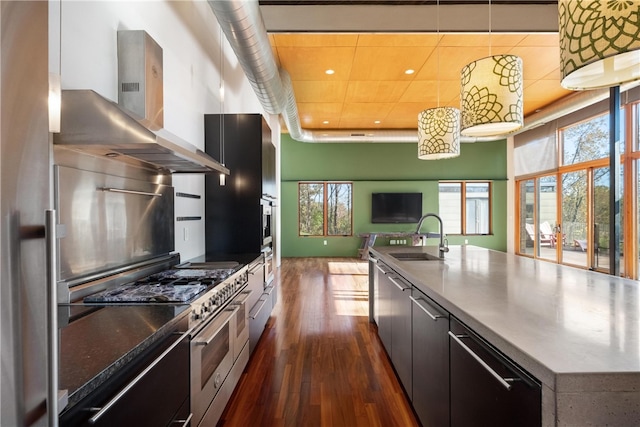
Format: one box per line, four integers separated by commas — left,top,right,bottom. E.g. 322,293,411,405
330,270,369,316
328,260,368,276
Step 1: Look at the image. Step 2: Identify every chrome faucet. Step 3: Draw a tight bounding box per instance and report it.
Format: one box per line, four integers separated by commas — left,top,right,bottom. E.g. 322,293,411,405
415,213,449,258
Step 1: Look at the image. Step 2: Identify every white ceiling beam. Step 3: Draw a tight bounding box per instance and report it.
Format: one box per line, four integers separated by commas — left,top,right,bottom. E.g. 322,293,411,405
260,4,558,33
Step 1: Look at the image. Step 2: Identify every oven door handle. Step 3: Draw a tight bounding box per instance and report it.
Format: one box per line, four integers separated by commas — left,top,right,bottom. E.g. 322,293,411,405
231,289,253,305
248,262,264,275
195,306,239,346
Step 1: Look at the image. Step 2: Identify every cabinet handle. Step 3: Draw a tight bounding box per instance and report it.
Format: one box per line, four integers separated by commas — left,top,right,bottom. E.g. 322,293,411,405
89,332,187,424
368,257,378,264
249,298,268,319
172,413,193,426
410,296,444,321
448,332,521,391
375,264,388,274
388,276,411,291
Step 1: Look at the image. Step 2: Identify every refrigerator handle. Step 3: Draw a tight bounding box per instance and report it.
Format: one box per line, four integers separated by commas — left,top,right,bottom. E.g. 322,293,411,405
46,210,65,425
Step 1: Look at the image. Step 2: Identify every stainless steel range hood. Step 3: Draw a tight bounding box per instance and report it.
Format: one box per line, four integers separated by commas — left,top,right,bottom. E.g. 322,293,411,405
54,30,228,174
53,90,228,174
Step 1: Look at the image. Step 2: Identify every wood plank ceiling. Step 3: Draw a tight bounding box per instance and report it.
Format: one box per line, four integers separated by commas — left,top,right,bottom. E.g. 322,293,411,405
269,32,571,130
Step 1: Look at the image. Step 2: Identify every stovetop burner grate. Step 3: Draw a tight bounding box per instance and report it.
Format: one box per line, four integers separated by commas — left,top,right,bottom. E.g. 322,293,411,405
83,268,238,304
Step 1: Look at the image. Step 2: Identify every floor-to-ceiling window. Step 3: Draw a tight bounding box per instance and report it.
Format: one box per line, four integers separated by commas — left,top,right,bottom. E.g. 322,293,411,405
515,92,639,278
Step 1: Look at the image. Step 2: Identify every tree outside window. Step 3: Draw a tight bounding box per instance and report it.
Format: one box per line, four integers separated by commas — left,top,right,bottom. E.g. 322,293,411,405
299,182,352,236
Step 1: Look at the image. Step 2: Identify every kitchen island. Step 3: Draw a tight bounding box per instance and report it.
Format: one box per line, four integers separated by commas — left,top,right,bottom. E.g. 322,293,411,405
369,245,640,426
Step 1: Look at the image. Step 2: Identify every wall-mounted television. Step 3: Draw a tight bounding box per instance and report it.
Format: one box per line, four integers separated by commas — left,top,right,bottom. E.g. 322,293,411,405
371,192,422,224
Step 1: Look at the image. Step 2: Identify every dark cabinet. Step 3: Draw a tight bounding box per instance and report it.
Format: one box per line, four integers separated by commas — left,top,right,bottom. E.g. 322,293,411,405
389,274,412,397
449,317,541,427
375,261,412,397
369,258,543,427
375,262,392,354
204,114,274,255
411,287,449,427
59,316,190,427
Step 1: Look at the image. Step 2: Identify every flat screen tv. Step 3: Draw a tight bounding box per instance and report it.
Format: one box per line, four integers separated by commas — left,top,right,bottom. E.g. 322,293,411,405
371,192,422,224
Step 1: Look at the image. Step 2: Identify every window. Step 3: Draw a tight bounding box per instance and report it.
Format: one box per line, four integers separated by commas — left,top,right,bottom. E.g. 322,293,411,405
438,181,491,235
561,110,626,166
298,182,353,236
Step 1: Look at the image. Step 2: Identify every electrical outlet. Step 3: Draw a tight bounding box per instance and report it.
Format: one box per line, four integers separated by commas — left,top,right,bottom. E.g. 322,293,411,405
465,239,469,245
323,240,327,245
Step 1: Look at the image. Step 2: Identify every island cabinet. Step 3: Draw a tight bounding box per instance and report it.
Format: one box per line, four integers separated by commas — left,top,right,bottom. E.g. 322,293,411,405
370,257,542,427
374,261,391,354
449,317,541,427
375,260,413,397
410,287,449,427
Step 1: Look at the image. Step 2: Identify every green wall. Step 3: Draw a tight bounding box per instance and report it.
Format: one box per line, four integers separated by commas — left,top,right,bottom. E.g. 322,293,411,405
281,134,508,257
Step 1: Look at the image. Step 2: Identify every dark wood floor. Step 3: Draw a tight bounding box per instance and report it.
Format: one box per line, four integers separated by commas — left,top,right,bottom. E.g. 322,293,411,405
218,257,419,427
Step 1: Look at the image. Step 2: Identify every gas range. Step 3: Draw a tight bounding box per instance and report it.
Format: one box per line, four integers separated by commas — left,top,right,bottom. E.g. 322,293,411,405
82,264,249,330
186,266,248,330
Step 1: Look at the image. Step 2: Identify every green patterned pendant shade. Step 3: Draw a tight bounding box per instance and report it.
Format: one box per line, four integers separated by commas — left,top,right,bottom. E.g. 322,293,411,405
559,0,640,90
460,54,523,137
418,107,460,160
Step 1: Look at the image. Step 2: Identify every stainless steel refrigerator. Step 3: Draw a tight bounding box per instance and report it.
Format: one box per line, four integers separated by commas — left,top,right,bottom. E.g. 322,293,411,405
1,1,53,425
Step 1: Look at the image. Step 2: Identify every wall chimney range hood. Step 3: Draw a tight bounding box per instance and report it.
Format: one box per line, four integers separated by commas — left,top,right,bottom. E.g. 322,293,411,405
54,30,228,175
54,90,228,174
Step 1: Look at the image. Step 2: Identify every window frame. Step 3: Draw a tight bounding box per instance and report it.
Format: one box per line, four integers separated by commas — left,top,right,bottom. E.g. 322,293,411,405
298,181,353,237
438,180,493,236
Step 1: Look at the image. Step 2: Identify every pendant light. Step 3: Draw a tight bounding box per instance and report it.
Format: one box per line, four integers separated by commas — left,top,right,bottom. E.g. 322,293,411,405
460,0,523,137
418,0,460,160
559,0,640,90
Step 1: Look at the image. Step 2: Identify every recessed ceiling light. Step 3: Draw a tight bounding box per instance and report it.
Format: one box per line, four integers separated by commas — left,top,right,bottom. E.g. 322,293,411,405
405,69,415,75
325,69,335,75
374,120,381,124
323,120,330,124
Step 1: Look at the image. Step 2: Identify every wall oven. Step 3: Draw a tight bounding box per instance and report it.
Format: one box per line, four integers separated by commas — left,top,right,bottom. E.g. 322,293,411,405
261,198,273,247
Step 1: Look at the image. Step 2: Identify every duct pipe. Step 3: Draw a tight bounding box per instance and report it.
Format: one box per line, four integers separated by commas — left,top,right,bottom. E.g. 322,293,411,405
208,0,640,144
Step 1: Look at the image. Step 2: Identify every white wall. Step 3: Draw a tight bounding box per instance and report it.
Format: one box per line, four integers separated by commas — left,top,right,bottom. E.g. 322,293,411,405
56,0,268,261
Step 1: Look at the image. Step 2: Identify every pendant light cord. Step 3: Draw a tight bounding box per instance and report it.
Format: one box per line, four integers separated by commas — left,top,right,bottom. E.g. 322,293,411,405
219,27,225,167
488,0,492,57
436,0,440,108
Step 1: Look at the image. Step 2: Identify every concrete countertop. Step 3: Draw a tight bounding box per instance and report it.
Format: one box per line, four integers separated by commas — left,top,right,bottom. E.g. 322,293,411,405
370,245,640,425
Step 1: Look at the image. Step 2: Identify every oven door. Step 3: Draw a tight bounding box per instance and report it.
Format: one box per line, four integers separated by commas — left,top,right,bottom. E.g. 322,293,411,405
230,289,253,361
191,305,237,426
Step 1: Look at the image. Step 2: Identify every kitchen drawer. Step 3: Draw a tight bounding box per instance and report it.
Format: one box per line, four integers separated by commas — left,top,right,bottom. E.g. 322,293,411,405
59,316,190,427
449,317,541,427
248,284,274,354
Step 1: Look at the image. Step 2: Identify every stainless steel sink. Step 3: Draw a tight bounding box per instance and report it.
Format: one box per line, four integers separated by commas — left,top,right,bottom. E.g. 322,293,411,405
390,252,443,261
